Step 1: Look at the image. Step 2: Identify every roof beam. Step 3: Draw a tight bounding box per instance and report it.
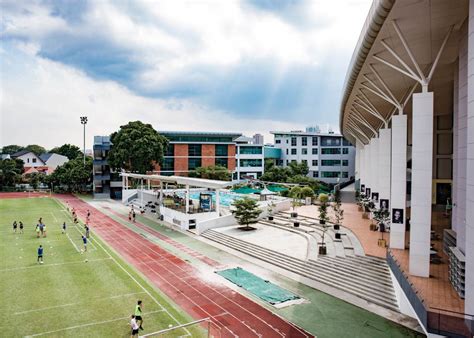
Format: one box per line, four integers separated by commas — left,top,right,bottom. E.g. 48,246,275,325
368,64,401,108
362,75,398,107
350,110,378,136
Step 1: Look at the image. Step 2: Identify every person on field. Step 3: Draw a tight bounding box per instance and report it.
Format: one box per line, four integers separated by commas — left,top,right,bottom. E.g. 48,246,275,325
130,315,139,337
134,300,144,330
38,217,42,225
85,225,90,238
37,245,44,264
42,224,47,237
36,224,40,238
39,223,44,237
132,211,136,223
13,221,17,233
62,222,67,234
82,235,87,252
19,221,24,234
128,211,132,221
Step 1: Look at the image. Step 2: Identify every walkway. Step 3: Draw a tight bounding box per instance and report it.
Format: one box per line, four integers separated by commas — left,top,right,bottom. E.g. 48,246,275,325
58,194,311,338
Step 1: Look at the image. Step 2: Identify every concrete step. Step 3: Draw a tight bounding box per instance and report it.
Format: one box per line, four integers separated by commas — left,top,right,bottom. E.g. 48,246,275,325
202,230,399,311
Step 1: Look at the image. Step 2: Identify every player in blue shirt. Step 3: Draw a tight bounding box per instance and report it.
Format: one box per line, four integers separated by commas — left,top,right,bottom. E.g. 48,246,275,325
82,235,87,252
37,245,44,264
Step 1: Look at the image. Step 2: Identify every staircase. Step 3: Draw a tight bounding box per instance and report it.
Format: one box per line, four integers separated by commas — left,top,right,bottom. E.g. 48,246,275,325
202,229,399,312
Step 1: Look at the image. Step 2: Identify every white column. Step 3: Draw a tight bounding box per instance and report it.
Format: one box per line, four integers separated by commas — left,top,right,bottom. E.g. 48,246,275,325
465,0,474,313
216,188,221,215
147,179,150,190
355,141,361,182
365,142,372,194
359,146,365,188
185,184,190,213
140,179,144,206
159,181,163,204
409,92,433,277
390,114,407,249
371,137,380,200
378,128,391,207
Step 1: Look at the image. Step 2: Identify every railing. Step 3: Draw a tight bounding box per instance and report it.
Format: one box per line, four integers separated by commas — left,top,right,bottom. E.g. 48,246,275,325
140,317,221,337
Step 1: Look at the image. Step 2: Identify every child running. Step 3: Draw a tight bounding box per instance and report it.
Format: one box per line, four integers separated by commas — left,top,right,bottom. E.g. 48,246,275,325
130,315,139,337
37,245,44,264
35,224,40,238
62,222,67,234
19,221,23,234
134,300,144,330
85,225,90,238
82,235,87,252
13,221,17,233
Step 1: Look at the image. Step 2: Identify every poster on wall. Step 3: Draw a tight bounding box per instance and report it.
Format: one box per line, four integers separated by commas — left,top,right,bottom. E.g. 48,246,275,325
392,208,404,224
365,188,371,199
372,192,379,202
361,184,365,192
199,193,213,211
380,199,389,210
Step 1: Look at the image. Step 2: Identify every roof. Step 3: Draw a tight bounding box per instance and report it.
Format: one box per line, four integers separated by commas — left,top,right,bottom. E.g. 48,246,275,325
120,173,233,189
159,131,242,137
270,131,343,137
39,153,53,162
11,149,33,157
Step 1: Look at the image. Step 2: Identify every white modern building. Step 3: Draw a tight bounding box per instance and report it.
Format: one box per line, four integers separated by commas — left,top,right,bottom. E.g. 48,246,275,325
340,0,473,336
270,128,356,184
234,135,265,181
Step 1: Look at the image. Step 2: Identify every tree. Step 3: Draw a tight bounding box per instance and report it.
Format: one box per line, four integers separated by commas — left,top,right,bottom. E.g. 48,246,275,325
25,144,46,155
50,144,82,160
288,161,309,176
108,121,168,174
318,193,330,252
289,186,302,212
191,165,231,181
231,197,262,230
332,189,344,225
1,145,23,155
300,186,315,198
0,158,24,188
49,156,92,192
24,172,47,189
264,159,275,171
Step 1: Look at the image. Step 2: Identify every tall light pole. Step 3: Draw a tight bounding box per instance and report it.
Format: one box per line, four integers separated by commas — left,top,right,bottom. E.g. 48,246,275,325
80,116,88,165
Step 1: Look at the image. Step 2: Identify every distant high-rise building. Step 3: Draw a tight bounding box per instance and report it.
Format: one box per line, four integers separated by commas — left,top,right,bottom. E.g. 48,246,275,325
252,133,264,145
305,125,321,133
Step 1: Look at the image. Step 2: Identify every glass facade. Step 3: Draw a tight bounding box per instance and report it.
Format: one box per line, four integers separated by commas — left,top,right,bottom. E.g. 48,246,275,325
188,144,202,156
188,158,202,170
239,159,262,167
321,159,341,166
215,144,228,156
321,137,341,146
164,144,174,156
321,148,341,155
239,146,262,154
161,158,174,171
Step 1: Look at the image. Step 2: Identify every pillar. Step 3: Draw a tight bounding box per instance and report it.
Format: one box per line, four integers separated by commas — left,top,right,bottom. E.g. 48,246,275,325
378,129,391,208
159,181,163,205
216,188,221,215
409,92,433,277
185,184,190,213
365,142,372,195
370,137,379,200
390,114,407,249
359,146,365,190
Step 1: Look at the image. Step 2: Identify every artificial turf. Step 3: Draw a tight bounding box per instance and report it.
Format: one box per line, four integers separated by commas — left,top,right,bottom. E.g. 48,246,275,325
0,196,204,337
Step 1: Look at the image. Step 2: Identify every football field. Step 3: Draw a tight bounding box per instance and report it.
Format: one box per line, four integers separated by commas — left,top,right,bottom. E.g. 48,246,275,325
0,196,203,337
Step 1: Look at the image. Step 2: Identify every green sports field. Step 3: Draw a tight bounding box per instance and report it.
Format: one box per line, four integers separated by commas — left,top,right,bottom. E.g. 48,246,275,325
0,196,202,337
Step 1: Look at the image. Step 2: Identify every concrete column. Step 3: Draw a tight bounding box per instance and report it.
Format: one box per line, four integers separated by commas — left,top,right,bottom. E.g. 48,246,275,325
355,141,361,182
359,146,365,189
390,114,407,249
365,142,371,194
140,179,144,206
371,137,379,200
159,181,163,204
378,128,391,207
465,0,474,313
409,92,434,277
185,184,189,213
216,189,221,215
147,179,150,190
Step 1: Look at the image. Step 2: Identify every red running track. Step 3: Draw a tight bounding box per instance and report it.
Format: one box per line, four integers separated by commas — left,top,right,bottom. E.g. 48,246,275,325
56,195,312,338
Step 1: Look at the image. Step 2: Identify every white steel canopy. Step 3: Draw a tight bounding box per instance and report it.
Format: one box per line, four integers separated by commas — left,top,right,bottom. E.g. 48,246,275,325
120,172,233,189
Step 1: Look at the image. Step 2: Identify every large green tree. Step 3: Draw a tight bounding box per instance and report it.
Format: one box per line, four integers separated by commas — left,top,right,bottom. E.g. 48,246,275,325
190,165,231,181
50,144,82,160
1,145,23,155
231,197,262,230
0,158,24,188
108,121,168,174
24,144,46,155
49,157,92,192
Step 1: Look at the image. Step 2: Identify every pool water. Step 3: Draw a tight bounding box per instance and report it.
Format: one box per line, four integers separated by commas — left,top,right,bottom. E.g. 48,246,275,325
187,191,244,207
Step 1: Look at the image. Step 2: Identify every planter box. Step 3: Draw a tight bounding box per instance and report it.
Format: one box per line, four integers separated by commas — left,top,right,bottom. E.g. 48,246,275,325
333,224,340,230
318,246,327,255
319,219,326,224
335,232,341,239
291,212,298,218
293,222,300,227
268,216,274,221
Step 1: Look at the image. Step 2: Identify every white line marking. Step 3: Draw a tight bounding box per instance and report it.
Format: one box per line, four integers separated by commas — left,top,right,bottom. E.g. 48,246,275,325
66,232,80,253
0,257,111,273
49,211,58,222
27,309,165,337
15,292,146,315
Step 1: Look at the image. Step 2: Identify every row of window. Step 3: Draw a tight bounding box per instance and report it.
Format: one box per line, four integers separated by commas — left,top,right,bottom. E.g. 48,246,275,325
165,144,229,157
275,136,353,147
285,159,348,167
285,148,349,155
311,171,349,178
161,157,231,171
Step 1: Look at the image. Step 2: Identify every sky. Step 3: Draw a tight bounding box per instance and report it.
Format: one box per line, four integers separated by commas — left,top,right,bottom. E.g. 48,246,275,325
0,0,372,149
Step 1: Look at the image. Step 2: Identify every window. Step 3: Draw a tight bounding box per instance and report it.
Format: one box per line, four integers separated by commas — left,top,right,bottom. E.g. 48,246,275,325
342,160,348,166
286,149,289,155
161,158,174,171
32,158,37,163
343,148,349,154
215,158,228,168
312,148,318,155
313,171,319,178
188,158,202,170
291,137,297,146
321,148,341,155
312,160,318,166
321,137,341,146
239,159,262,167
215,144,228,156
188,144,202,156
343,139,352,146
301,137,307,146
286,160,290,165
239,146,262,154
342,172,348,178
321,159,341,166
286,139,289,144
291,149,297,155
27,158,30,163
164,144,174,156
302,148,307,155
312,137,318,146
275,139,281,144
321,171,340,178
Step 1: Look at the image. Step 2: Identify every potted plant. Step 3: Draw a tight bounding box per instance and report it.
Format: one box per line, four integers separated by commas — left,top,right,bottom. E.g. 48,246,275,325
373,207,390,246
267,201,275,221
231,197,262,231
289,186,302,217
332,189,344,232
356,191,364,211
318,193,329,224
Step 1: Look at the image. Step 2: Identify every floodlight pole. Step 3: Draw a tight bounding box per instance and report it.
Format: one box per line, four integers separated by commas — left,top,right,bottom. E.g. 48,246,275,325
80,116,88,165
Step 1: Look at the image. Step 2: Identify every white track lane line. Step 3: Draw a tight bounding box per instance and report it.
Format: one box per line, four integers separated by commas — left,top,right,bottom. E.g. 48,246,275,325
0,257,111,273
15,292,146,315
27,309,165,337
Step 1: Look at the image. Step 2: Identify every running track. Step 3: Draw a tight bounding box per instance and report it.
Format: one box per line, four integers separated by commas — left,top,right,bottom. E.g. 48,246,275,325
26,194,312,338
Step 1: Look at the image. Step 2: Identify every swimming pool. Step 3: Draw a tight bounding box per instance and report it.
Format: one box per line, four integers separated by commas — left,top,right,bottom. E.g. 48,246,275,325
178,190,246,207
